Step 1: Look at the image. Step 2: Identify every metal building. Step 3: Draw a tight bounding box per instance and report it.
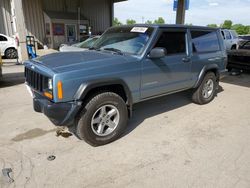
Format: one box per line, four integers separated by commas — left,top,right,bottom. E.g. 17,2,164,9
0,0,125,60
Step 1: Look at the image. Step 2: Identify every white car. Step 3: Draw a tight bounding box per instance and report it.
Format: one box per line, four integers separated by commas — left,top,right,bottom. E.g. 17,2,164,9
221,29,239,50
59,36,100,52
0,34,18,59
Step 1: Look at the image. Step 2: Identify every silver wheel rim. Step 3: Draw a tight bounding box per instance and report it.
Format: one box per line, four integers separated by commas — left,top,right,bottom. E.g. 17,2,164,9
202,79,214,99
91,105,120,137
7,49,16,59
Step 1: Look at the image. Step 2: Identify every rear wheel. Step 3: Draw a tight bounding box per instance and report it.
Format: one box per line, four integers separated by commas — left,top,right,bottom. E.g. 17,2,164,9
76,92,128,146
5,48,17,59
192,72,217,105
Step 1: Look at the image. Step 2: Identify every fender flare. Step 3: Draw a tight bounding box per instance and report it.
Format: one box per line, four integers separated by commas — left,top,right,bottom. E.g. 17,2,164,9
193,64,220,88
74,78,133,111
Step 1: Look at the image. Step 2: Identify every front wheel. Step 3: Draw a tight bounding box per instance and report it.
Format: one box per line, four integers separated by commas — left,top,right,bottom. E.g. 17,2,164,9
192,72,217,105
76,92,128,146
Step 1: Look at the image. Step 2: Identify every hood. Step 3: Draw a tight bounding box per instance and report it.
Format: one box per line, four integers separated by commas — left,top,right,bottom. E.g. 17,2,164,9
32,51,137,73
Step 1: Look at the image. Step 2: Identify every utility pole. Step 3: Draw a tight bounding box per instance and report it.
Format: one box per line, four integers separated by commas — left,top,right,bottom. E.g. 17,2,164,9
176,0,186,24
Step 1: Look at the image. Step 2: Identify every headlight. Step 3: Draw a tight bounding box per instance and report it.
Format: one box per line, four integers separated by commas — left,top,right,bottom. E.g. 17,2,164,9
48,78,53,90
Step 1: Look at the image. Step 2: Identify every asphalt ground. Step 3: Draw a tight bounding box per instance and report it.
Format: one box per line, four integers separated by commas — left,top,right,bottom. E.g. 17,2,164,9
0,62,250,188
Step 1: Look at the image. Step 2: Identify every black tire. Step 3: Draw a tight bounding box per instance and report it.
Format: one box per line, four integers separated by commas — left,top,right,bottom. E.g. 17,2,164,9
5,48,17,59
192,72,217,105
76,92,128,146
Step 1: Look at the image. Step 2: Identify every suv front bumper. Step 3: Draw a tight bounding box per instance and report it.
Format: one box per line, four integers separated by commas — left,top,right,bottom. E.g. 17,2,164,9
33,97,82,127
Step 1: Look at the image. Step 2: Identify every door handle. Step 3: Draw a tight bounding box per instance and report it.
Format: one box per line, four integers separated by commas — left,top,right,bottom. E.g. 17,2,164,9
182,57,191,63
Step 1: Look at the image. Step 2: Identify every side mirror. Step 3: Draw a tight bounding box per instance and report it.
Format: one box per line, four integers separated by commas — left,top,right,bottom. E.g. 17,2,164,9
148,47,167,59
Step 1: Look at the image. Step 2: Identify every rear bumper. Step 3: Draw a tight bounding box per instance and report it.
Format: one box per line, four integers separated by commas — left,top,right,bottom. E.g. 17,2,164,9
33,95,82,127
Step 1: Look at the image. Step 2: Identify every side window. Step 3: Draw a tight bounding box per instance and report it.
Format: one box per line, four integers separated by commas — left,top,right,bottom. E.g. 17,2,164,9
191,30,220,53
221,31,225,39
224,30,232,40
154,31,186,55
0,36,7,41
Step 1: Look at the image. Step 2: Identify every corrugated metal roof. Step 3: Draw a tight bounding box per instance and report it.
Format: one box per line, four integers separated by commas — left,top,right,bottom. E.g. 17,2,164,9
44,11,87,20
114,0,127,2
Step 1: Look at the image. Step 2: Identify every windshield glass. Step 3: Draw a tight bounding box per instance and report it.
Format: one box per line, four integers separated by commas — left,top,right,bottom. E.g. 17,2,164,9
73,37,99,48
92,26,154,55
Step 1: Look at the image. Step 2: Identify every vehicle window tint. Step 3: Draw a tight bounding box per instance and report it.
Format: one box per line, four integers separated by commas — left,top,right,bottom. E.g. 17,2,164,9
221,31,225,39
191,30,220,53
0,35,7,41
154,31,186,55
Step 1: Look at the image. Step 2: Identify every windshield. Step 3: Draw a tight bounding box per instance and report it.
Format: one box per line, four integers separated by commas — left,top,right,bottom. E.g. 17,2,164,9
92,26,154,55
73,37,99,48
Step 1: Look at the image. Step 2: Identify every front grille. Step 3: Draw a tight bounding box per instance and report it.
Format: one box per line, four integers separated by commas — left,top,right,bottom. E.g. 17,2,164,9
25,67,48,92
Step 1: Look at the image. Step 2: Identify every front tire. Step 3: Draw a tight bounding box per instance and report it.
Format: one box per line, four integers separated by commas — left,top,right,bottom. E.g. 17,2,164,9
76,92,128,146
192,72,217,105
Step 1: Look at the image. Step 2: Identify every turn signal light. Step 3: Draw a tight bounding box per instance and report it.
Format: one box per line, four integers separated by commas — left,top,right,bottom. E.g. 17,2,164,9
57,81,63,99
44,91,53,100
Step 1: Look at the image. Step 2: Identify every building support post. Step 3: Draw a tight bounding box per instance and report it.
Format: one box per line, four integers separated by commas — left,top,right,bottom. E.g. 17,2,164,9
12,0,28,62
176,0,186,24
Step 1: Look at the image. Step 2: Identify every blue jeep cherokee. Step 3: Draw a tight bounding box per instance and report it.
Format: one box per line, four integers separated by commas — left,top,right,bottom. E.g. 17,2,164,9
24,25,227,146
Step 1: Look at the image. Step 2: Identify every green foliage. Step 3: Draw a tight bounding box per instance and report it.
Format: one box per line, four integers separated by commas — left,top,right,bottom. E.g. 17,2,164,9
145,20,153,24
231,24,250,35
126,19,136,25
154,17,165,24
222,20,233,29
113,17,122,26
207,24,218,28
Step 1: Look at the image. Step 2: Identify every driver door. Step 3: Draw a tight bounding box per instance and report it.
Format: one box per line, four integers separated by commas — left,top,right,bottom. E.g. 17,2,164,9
141,29,193,99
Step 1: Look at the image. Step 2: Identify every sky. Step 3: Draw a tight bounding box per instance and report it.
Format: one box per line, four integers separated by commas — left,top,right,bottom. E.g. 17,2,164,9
114,0,250,26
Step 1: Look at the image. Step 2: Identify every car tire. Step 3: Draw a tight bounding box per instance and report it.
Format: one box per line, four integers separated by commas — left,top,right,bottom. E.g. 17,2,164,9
5,48,17,59
76,92,128,146
192,72,217,105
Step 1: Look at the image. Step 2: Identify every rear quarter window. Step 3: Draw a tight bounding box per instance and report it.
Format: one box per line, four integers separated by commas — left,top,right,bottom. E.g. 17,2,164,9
191,30,220,53
0,35,7,41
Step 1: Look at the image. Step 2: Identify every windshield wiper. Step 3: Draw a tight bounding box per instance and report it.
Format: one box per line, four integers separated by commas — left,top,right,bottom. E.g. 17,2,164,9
89,47,100,51
103,48,123,55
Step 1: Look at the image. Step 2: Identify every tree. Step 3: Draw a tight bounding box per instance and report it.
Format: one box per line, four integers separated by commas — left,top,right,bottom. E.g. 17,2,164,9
231,24,249,35
126,19,136,25
207,24,218,28
222,20,232,29
113,17,122,26
145,20,153,24
154,17,165,24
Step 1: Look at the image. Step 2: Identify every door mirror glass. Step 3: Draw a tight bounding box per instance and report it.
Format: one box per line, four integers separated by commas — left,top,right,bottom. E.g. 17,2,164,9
148,47,166,59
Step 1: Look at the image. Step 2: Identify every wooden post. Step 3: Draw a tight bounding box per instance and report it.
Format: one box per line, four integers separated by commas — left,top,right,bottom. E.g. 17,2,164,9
176,0,186,24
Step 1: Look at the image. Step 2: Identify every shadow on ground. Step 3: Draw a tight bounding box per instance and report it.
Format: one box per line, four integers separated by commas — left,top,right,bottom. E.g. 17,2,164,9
221,71,250,88
0,72,25,88
123,86,224,137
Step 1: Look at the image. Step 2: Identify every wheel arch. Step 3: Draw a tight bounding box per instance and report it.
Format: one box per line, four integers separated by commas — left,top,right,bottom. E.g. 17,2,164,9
4,47,17,58
194,64,220,88
74,78,133,116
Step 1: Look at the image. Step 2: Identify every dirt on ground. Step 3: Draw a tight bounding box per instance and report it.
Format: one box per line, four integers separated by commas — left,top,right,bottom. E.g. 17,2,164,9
0,63,250,188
